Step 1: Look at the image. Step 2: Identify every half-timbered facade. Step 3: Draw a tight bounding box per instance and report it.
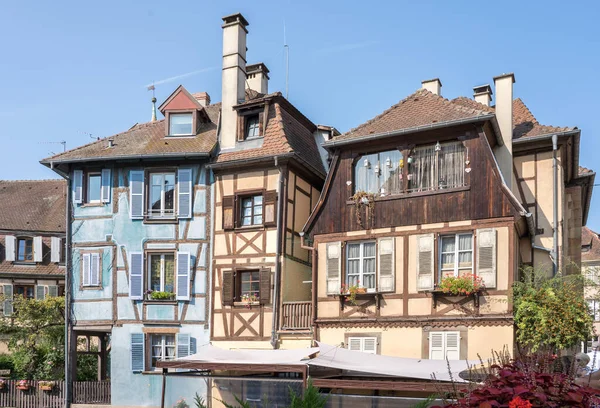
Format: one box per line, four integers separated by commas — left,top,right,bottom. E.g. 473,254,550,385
304,76,594,360
41,87,215,407
209,13,328,351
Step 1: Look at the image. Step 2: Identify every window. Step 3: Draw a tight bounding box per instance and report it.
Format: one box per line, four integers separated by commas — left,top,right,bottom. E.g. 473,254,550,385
585,266,600,285
238,270,260,301
409,141,466,192
16,238,33,262
15,285,34,300
148,172,176,219
148,253,175,293
81,252,101,287
245,114,260,139
347,337,377,354
150,334,176,369
355,150,403,195
439,233,473,279
240,195,263,226
346,241,376,291
169,113,193,136
87,172,102,203
429,331,460,360
588,299,600,321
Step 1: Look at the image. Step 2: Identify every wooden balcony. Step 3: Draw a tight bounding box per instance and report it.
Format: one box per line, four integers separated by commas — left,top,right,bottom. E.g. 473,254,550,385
281,301,312,331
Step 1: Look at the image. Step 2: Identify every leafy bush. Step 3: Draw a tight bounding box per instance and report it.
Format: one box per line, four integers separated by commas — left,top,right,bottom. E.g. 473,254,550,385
438,274,484,295
150,291,175,300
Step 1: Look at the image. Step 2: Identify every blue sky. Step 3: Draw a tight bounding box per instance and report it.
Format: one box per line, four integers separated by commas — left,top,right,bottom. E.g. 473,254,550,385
1,0,600,229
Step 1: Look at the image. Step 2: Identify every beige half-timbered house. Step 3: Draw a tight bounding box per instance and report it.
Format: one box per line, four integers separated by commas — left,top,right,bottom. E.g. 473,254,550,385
303,76,594,360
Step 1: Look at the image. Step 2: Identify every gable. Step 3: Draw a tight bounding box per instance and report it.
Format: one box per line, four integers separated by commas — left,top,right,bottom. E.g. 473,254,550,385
162,90,199,111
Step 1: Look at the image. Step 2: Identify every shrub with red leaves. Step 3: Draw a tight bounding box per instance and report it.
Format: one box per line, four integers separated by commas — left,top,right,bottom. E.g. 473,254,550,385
434,363,600,408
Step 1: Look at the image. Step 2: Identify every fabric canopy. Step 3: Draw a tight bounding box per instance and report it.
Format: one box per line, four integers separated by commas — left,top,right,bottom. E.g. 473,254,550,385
178,344,319,365
308,342,477,382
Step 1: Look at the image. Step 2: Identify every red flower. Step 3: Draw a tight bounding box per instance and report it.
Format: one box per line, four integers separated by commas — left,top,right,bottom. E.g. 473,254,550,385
508,396,532,408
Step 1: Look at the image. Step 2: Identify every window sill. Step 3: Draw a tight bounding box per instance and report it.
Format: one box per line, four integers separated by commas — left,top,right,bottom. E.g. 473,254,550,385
81,203,105,208
233,225,266,232
143,218,178,225
233,301,260,307
141,370,164,375
143,299,178,305
430,289,482,308
12,261,36,266
345,186,470,204
81,286,103,290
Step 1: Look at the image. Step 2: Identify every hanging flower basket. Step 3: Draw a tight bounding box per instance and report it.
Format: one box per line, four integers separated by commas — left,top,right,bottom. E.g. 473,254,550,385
16,380,30,391
39,381,55,391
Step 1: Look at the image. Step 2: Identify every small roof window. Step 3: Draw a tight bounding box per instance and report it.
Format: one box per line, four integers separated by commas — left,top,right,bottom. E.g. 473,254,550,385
169,113,193,136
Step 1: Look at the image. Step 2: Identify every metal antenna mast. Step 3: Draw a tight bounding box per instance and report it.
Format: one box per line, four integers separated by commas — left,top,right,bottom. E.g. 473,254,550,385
284,22,289,99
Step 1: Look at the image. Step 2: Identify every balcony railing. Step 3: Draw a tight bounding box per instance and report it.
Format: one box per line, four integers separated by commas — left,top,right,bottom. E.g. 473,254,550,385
281,301,312,330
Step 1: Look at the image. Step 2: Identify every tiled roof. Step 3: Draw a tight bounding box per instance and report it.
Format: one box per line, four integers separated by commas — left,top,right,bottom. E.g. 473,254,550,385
41,104,220,164
0,261,65,277
582,226,600,263
579,166,595,176
333,89,492,142
0,180,66,233
215,94,325,176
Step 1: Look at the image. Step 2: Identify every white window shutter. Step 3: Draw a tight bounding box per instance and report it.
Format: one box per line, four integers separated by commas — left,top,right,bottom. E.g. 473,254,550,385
33,236,43,263
348,338,362,351
73,170,83,204
363,338,377,354
82,253,91,286
177,168,193,219
417,234,435,291
378,238,395,292
477,229,497,288
130,333,144,372
101,169,112,203
445,332,460,360
326,242,342,295
129,170,145,219
177,333,191,358
51,237,61,263
5,236,15,262
90,253,100,286
35,285,46,300
429,332,445,360
176,252,191,300
48,285,58,297
3,285,13,316
129,252,143,300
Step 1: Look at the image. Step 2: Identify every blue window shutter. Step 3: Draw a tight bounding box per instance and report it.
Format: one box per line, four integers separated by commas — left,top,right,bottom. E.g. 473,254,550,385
129,170,144,219
3,285,13,316
101,169,112,203
190,337,197,355
73,170,83,204
129,252,143,300
176,252,190,300
177,168,193,219
131,333,144,372
177,333,190,358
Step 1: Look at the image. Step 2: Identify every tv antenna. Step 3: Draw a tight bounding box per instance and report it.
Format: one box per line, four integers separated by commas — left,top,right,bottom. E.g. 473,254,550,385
148,82,157,121
284,22,289,99
39,140,67,156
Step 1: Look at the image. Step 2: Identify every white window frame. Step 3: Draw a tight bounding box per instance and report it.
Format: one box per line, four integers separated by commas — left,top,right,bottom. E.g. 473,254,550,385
169,113,193,136
245,114,260,139
439,233,473,279
148,172,176,219
347,336,377,354
346,241,376,292
147,253,175,293
150,334,176,370
429,331,461,360
86,172,102,203
240,195,263,226
16,237,34,262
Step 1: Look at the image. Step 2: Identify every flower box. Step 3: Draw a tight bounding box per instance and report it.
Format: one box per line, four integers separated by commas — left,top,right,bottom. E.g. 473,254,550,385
16,385,30,391
39,385,53,391
39,381,55,391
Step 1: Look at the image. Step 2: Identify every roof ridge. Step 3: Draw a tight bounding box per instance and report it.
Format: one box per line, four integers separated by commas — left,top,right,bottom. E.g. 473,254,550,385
0,179,64,183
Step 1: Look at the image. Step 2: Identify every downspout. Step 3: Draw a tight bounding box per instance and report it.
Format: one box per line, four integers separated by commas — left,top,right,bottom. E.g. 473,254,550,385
63,165,72,408
270,156,285,349
299,232,316,344
552,134,559,276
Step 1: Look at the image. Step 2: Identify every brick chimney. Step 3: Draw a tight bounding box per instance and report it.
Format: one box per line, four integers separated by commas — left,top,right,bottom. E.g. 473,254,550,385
473,84,492,106
493,73,515,189
246,63,269,95
220,13,249,150
193,92,211,107
421,78,442,96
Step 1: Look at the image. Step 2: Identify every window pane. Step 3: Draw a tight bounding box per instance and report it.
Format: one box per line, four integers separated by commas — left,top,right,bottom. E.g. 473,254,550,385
355,153,378,194
88,174,101,202
380,150,403,195
164,255,175,293
246,115,260,138
439,141,465,189
242,198,253,208
441,237,455,253
253,215,262,224
458,234,472,250
441,253,455,269
170,113,193,135
347,259,360,275
150,185,162,211
164,183,175,211
363,242,376,257
409,145,436,192
348,244,361,259
151,174,163,186
242,216,252,226
251,271,260,280
17,240,25,261
150,255,161,291
363,273,375,289
458,251,472,268
347,275,359,287
254,195,263,205
254,205,263,215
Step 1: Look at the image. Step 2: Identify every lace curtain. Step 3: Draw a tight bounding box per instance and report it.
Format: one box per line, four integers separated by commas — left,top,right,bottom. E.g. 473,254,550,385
410,141,465,192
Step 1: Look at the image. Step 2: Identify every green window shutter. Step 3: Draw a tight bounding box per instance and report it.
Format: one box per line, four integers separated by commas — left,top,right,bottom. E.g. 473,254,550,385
130,333,144,372
35,285,46,300
3,285,13,316
176,333,190,358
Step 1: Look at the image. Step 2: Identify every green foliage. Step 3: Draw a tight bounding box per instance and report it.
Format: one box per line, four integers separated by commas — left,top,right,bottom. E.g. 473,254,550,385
194,392,208,408
438,274,484,296
288,379,327,408
513,267,593,352
0,354,14,375
412,396,436,408
76,344,100,381
0,295,65,380
150,291,175,300
217,395,255,408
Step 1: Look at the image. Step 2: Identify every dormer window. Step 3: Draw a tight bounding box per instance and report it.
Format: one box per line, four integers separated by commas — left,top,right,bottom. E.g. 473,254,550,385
245,114,260,139
169,113,193,136
17,238,33,262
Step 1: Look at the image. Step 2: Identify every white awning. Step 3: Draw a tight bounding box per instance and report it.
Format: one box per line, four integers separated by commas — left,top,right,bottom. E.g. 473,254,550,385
308,342,477,382
178,344,319,365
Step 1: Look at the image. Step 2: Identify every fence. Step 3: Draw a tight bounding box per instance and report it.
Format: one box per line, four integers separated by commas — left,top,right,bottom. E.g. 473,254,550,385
0,380,110,407
281,301,311,330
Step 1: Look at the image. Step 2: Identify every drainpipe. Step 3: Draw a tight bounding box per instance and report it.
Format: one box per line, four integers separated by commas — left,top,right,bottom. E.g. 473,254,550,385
64,167,72,408
299,232,316,343
270,156,285,349
552,134,559,276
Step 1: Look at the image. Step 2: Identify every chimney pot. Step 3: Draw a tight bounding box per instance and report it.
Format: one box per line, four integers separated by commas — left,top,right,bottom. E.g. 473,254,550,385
473,84,493,106
246,63,270,95
421,78,442,96
194,92,211,107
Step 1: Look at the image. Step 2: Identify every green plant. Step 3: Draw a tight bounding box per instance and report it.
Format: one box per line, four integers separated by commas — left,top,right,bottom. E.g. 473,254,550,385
438,274,483,295
217,395,255,408
288,379,327,408
513,267,593,352
150,291,175,300
193,393,207,408
412,396,436,408
351,191,376,228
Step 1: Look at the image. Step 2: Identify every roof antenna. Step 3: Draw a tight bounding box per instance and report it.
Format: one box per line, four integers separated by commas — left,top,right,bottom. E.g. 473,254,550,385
38,140,67,154
284,21,289,99
148,82,157,122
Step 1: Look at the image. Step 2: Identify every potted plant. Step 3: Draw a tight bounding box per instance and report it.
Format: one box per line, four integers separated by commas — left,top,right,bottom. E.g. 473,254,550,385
146,290,175,301
437,273,484,296
0,379,6,390
39,381,55,391
241,293,259,309
16,380,30,391
340,283,361,306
